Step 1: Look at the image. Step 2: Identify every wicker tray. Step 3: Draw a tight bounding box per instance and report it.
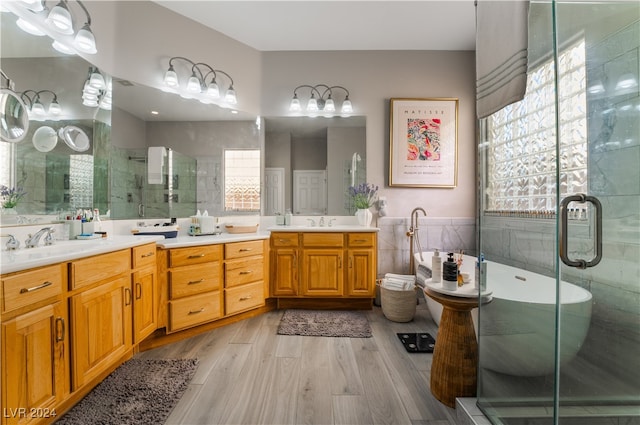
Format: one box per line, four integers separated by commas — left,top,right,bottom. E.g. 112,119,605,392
225,224,259,234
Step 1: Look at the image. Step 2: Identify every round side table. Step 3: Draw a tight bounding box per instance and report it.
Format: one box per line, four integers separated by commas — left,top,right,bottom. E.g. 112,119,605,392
424,287,487,408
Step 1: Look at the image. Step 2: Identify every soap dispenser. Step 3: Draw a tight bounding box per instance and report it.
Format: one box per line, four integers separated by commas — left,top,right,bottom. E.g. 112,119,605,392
431,249,442,283
442,252,458,291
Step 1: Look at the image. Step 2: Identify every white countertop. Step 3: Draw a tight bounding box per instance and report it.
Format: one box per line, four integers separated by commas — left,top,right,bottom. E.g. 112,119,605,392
156,231,271,249
266,225,379,232
0,235,164,274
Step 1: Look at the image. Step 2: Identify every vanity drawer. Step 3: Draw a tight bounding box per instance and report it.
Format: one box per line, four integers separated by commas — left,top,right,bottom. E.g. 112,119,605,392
225,240,264,260
225,257,264,288
168,291,222,332
271,233,299,247
169,263,221,299
302,233,344,247
71,249,130,290
225,281,264,315
169,245,223,267
132,243,157,268
347,233,376,247
2,264,64,314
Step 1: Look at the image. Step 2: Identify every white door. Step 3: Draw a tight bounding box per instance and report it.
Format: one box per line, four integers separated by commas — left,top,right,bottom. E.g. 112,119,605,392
264,167,285,215
293,170,326,215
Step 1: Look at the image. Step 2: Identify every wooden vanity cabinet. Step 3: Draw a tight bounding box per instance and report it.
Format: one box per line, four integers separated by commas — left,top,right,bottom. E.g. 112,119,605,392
132,243,158,343
300,233,344,297
69,249,132,390
270,232,299,296
270,231,377,300
224,240,266,315
1,264,68,425
346,233,377,297
166,245,223,333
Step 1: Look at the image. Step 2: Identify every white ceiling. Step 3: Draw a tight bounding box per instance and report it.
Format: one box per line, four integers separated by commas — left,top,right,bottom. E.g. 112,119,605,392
153,1,477,52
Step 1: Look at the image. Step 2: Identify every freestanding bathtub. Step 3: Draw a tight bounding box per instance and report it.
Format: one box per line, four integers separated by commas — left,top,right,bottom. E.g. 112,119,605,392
414,252,593,377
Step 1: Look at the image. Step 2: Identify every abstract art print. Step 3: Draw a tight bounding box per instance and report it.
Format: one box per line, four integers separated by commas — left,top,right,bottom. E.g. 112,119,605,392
389,98,458,187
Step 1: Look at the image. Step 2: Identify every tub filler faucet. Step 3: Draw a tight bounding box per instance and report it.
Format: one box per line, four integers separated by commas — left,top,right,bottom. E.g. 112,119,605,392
407,207,427,274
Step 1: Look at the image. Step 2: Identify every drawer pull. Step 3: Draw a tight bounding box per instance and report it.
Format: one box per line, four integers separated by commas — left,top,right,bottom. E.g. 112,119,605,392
55,317,65,342
141,252,155,258
239,248,252,252
135,282,142,299
188,308,205,315
20,281,53,293
239,270,253,275
239,296,252,301
188,254,206,259
188,279,205,285
354,239,367,243
125,287,132,306
278,239,288,243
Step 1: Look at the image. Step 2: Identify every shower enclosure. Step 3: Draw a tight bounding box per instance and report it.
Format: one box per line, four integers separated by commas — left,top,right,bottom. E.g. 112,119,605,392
477,1,639,424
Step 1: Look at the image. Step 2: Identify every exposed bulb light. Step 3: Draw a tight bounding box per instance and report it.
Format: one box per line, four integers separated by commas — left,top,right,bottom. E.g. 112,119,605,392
74,23,97,54
48,100,62,115
289,94,301,113
46,1,74,35
16,17,46,36
51,39,76,55
163,65,179,88
186,73,202,93
224,85,237,105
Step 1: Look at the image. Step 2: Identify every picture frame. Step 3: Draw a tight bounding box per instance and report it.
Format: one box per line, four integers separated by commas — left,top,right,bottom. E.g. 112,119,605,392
389,98,459,188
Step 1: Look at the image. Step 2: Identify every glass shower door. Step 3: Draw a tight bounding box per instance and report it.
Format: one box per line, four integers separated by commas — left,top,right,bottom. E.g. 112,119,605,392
476,1,640,423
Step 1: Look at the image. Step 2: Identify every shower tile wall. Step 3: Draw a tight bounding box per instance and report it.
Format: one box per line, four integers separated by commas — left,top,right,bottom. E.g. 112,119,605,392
376,216,476,276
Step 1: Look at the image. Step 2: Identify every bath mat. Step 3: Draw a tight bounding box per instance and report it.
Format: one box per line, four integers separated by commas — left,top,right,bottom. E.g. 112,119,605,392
277,309,372,338
55,358,198,425
397,332,436,353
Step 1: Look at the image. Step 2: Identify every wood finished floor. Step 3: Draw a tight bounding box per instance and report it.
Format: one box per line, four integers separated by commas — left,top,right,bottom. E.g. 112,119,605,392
136,299,459,425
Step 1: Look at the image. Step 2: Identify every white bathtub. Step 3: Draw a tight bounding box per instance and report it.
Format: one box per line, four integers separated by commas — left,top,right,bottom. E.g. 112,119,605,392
414,252,593,377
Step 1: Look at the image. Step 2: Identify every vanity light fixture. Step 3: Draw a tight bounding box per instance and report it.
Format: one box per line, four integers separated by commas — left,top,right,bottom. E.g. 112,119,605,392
289,84,353,117
19,89,62,120
9,0,98,55
162,57,237,106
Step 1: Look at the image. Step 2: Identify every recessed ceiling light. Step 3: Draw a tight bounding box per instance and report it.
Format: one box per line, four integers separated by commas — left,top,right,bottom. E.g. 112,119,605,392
151,110,159,115
231,110,238,114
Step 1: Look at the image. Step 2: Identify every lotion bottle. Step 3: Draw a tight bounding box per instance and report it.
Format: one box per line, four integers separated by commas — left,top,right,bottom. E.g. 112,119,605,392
431,249,442,283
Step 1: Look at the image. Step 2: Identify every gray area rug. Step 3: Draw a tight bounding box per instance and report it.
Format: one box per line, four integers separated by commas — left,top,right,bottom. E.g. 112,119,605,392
56,358,198,425
277,309,372,338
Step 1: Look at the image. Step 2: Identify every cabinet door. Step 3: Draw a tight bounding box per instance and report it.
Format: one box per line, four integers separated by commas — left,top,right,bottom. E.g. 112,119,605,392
347,248,376,296
271,248,298,296
2,303,68,424
70,275,132,390
133,265,157,344
301,248,343,296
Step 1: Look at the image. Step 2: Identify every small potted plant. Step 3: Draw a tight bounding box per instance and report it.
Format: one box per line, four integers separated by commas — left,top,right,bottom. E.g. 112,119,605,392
348,182,378,226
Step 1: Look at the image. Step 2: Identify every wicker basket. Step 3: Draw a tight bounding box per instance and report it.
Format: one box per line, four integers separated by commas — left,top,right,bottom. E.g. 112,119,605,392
380,284,417,323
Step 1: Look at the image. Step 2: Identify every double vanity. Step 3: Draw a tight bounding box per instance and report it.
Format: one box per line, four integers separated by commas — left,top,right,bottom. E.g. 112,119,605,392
0,224,377,424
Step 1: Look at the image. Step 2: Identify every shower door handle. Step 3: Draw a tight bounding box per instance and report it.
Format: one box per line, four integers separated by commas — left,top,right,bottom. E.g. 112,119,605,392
559,193,602,269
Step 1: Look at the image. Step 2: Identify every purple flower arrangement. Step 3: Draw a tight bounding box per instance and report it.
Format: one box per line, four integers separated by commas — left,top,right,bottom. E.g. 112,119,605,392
1,185,27,209
348,183,378,209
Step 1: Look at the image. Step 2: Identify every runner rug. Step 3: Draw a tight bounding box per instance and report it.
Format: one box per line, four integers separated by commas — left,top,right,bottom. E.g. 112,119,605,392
56,358,198,425
277,309,372,338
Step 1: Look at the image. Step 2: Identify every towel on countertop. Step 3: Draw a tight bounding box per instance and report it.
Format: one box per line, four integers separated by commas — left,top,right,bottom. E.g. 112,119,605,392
476,0,530,118
148,146,167,184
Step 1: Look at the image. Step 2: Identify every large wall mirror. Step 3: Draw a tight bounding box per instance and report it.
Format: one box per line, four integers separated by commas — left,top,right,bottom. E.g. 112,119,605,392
264,116,366,216
1,11,110,227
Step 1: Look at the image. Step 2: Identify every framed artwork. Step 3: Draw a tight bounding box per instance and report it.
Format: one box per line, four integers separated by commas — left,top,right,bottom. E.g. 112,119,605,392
389,98,459,187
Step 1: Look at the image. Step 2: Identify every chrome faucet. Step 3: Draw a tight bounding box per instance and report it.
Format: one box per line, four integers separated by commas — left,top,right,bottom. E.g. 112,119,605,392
1,234,20,250
328,218,336,227
319,217,325,227
25,227,55,248
306,218,316,227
